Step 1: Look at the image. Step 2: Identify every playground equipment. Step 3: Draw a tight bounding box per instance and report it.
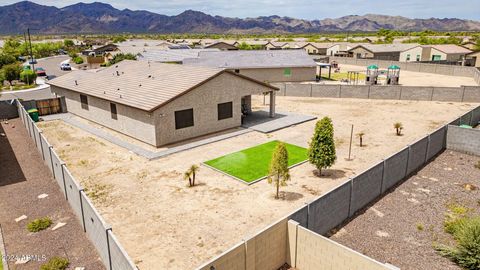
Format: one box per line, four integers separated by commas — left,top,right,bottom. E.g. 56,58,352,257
365,64,379,85
386,65,401,85
347,71,360,85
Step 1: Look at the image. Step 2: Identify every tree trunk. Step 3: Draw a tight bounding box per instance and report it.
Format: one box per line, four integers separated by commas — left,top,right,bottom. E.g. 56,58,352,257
276,179,279,199
319,167,322,177
360,137,363,147
192,172,196,186
189,177,192,187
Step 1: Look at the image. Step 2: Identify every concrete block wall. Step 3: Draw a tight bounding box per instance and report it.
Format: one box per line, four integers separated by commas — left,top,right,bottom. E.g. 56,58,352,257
406,136,429,175
381,148,409,193
340,85,370,99
427,127,447,160
285,83,312,97
400,86,433,100
463,86,480,103
50,149,66,197
276,82,480,103
447,125,480,156
311,84,340,98
16,102,138,270
307,181,351,235
107,231,139,270
349,162,384,216
369,85,401,100
290,221,393,270
197,242,246,270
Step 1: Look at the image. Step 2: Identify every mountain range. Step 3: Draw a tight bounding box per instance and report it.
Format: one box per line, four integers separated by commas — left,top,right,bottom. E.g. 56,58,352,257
1,1,480,34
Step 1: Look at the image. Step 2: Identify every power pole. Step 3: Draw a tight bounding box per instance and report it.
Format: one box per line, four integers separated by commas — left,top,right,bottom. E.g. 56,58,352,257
23,32,30,85
27,28,36,84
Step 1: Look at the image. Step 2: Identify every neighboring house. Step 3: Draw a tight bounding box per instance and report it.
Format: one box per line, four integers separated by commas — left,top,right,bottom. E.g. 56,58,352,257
265,42,288,50
423,45,473,62
48,60,278,147
348,44,419,61
301,43,335,55
204,41,238,50
183,50,317,82
461,41,478,51
466,51,480,67
399,45,424,62
326,43,354,56
239,40,269,49
137,49,220,63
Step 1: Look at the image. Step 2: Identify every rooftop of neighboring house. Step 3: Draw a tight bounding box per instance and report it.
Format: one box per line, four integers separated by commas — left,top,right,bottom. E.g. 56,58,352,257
47,60,276,112
137,48,220,63
183,49,317,69
428,44,473,54
349,43,419,53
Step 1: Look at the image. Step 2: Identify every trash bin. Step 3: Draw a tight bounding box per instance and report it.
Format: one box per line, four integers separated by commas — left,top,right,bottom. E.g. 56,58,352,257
27,108,39,122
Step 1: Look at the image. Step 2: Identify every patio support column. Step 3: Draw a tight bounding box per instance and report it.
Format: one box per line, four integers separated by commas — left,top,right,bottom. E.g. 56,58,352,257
269,91,276,118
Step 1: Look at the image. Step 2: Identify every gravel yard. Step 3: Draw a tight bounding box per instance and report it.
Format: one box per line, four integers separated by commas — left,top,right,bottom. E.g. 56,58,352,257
37,96,477,269
331,150,480,270
0,119,104,270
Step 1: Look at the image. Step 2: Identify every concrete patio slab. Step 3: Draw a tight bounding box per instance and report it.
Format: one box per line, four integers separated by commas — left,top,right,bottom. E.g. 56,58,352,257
242,110,317,133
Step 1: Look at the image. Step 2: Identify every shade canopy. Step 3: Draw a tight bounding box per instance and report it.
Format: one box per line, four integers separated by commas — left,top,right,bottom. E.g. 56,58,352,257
367,64,378,70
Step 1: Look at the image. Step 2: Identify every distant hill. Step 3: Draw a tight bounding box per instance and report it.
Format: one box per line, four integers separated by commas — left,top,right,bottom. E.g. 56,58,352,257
1,1,480,34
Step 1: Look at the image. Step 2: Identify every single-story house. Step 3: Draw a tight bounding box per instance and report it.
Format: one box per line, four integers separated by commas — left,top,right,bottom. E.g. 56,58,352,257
399,45,424,62
326,43,354,56
204,41,238,50
47,60,278,147
301,43,335,55
265,42,288,50
348,44,419,61
183,50,317,82
422,45,472,62
466,51,480,67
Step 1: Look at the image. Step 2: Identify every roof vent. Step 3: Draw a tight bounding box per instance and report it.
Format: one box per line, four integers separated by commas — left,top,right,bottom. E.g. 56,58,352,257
116,71,120,76
148,75,152,78
103,91,106,94
75,80,78,86
117,88,120,91
139,84,142,87
119,94,122,98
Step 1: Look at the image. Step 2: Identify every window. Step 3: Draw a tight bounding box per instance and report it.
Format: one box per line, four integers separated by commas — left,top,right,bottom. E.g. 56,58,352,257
406,54,410,61
217,102,233,120
174,108,194,129
416,55,420,61
432,55,442,61
110,103,117,120
234,69,240,73
80,94,88,110
283,68,292,77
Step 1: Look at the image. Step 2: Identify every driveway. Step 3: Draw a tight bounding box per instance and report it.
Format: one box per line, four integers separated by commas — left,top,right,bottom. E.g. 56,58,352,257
35,55,72,78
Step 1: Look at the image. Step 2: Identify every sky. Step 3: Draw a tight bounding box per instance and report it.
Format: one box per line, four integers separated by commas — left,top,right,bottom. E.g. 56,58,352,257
1,0,480,20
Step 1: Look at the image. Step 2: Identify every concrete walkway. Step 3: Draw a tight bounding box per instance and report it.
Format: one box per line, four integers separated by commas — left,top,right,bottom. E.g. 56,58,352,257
242,110,317,133
41,113,252,160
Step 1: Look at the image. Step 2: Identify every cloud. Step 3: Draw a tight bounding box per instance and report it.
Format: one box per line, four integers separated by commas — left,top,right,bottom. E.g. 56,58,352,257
1,0,479,20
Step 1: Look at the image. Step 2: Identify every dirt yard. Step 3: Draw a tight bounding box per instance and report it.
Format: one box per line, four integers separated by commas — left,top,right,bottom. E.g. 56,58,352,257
37,97,477,269
322,64,478,87
331,150,480,270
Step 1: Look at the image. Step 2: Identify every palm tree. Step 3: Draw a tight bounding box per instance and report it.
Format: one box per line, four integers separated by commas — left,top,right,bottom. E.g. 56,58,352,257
394,122,403,136
184,165,199,187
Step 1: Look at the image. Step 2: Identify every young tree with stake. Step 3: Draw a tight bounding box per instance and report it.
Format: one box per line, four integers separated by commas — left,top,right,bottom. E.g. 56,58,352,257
308,117,337,176
268,142,290,199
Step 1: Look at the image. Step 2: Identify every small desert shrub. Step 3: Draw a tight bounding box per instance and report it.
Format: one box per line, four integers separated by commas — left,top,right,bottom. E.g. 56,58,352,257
417,223,424,231
475,161,480,170
40,257,69,270
27,217,52,232
436,217,480,270
84,183,109,203
394,122,403,136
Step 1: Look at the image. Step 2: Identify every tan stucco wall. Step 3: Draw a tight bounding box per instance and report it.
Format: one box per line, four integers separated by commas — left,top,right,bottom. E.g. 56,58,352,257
430,48,448,61
291,221,391,270
51,85,157,145
153,72,275,146
303,44,319,54
400,46,424,62
235,67,316,83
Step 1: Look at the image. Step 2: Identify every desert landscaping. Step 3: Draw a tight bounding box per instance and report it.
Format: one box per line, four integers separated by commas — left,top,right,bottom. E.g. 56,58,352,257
37,95,477,269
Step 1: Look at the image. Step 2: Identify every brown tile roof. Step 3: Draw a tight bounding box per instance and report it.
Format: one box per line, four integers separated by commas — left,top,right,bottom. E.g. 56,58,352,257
430,44,473,54
48,60,277,112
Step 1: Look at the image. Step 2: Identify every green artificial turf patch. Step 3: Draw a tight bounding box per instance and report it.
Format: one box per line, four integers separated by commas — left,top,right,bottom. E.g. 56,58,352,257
204,140,308,183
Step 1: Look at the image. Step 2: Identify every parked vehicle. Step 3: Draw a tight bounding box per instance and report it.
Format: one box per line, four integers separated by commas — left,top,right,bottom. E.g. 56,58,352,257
35,67,47,76
60,63,72,71
28,59,37,65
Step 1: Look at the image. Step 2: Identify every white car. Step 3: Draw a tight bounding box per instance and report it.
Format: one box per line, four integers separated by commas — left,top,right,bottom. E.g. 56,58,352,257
60,63,72,71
